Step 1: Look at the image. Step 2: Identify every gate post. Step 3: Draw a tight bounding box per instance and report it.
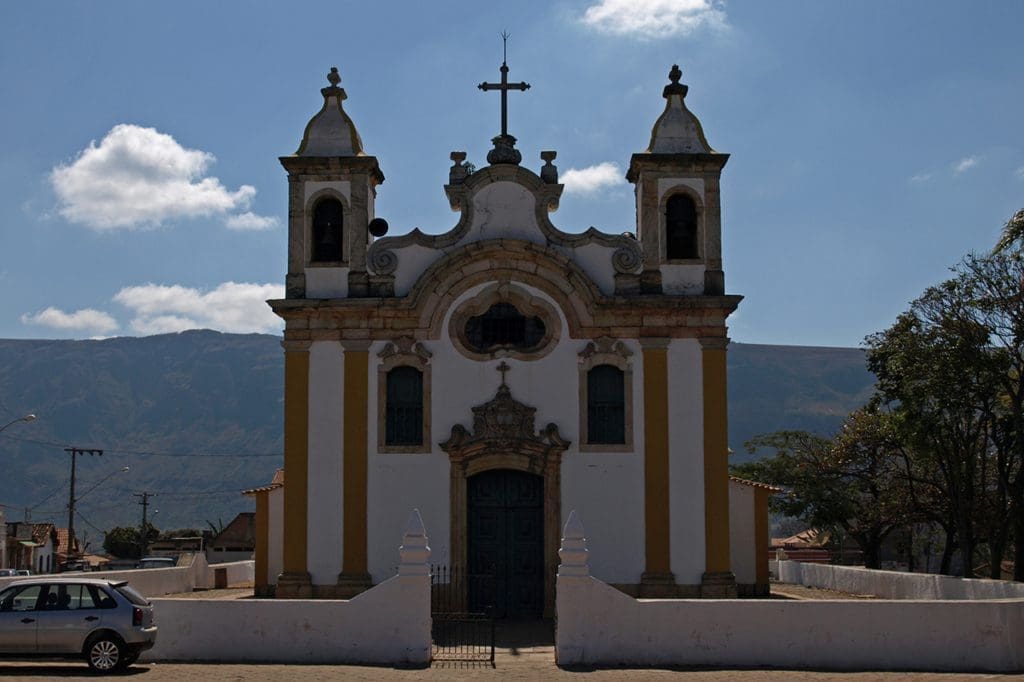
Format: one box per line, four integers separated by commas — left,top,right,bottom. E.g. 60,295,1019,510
556,510,590,666
398,509,432,664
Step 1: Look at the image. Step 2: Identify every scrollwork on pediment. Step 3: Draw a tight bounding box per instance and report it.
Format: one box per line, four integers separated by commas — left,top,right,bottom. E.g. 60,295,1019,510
440,383,570,461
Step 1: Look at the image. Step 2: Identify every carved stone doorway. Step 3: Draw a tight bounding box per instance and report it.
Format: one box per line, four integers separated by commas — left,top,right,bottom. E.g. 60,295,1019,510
441,380,569,618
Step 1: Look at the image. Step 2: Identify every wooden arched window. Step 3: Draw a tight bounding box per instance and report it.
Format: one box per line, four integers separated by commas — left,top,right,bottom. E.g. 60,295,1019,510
386,366,423,446
587,364,625,444
311,198,344,262
665,194,698,260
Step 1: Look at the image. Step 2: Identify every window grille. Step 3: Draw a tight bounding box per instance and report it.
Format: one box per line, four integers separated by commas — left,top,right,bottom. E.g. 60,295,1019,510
386,366,423,445
587,364,625,444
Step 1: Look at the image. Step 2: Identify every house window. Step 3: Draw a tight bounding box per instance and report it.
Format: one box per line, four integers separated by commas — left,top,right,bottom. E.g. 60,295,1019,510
311,198,344,262
464,303,546,353
666,194,698,260
587,364,625,444
386,366,423,446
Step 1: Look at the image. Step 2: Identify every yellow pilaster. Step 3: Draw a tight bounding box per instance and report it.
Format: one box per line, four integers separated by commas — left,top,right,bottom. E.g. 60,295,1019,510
701,337,733,581
278,340,311,596
340,341,371,588
641,339,672,584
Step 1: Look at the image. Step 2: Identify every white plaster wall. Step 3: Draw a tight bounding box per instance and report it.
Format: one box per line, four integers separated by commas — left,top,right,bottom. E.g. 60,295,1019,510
557,242,617,295
210,560,256,587
776,561,1024,600
267,487,283,585
562,336,645,584
305,267,349,298
307,341,344,585
728,482,756,585
367,452,449,581
661,264,706,294
667,339,705,585
364,282,647,584
144,573,431,664
556,574,1024,671
387,181,619,299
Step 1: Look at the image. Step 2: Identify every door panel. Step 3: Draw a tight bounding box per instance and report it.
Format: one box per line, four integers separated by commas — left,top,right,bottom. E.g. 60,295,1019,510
468,469,543,618
0,584,43,653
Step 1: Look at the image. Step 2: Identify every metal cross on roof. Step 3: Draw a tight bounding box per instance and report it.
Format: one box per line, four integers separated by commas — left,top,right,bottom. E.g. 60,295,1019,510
478,32,530,138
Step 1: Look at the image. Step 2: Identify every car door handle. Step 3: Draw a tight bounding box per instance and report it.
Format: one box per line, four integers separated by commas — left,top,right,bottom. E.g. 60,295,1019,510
20,617,35,623
84,616,99,622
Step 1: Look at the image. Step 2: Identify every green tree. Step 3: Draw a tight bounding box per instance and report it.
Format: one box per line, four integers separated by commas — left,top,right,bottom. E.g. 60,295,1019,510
733,407,912,569
102,523,159,560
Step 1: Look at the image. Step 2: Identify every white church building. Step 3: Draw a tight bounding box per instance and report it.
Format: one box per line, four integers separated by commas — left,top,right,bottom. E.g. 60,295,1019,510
247,62,770,617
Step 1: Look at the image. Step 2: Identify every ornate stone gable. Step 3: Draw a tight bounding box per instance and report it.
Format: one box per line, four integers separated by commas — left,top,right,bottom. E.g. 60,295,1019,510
440,382,569,465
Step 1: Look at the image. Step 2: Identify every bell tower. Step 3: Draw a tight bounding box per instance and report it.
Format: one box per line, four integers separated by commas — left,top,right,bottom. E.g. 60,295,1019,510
280,67,385,299
626,65,728,296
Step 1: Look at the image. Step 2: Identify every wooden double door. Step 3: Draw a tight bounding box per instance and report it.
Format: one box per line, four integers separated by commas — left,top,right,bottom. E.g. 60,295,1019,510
467,469,544,618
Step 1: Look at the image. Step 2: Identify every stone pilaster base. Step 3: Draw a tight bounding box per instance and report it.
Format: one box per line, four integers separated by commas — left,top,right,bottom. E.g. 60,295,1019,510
335,572,373,598
275,572,312,598
700,570,737,598
639,572,677,598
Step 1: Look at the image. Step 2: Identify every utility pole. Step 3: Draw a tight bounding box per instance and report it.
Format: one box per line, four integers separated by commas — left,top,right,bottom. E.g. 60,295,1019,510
134,492,154,557
64,447,102,562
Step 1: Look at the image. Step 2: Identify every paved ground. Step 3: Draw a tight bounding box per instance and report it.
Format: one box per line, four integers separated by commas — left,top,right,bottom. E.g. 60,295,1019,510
1,658,1017,680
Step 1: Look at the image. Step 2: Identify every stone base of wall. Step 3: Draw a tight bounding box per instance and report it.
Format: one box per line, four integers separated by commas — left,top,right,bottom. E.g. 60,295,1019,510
275,572,312,598
736,582,770,597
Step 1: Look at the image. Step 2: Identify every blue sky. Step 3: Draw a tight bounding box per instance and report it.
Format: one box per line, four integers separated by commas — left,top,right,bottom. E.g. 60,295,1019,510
1,1,1021,348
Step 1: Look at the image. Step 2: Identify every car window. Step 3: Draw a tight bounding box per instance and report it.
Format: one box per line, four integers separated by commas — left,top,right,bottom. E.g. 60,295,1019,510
63,584,100,610
88,585,116,609
114,584,149,606
0,584,44,612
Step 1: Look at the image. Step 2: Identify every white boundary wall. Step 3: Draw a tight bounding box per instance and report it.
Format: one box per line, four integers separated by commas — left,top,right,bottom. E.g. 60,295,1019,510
556,512,1024,672
145,509,431,665
773,560,1024,600
145,573,430,664
0,556,254,596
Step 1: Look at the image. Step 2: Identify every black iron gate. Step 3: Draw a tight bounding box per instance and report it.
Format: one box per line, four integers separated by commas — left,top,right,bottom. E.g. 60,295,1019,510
431,564,495,663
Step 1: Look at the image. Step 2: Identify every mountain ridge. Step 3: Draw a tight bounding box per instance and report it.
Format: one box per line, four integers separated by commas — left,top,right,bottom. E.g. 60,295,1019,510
0,331,874,539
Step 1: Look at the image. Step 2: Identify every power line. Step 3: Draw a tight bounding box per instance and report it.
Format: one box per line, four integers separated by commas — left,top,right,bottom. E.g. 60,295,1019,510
1,432,281,459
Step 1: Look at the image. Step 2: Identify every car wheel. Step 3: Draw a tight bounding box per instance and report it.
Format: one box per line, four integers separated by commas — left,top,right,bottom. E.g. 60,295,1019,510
86,634,125,673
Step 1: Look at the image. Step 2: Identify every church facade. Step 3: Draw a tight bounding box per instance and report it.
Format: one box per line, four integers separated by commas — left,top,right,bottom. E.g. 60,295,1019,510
262,62,745,615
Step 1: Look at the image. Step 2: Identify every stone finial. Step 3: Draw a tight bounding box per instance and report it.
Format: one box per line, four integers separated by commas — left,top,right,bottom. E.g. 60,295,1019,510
449,151,469,185
399,508,431,576
294,66,365,157
558,510,589,577
663,64,688,99
540,151,558,184
645,63,712,155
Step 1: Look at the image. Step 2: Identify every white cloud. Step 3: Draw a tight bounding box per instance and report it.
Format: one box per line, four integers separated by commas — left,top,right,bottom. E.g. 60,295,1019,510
1015,166,1024,180
908,173,933,184
953,156,978,174
50,124,269,231
561,162,625,195
21,307,119,334
581,0,728,38
113,281,284,335
224,212,280,231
